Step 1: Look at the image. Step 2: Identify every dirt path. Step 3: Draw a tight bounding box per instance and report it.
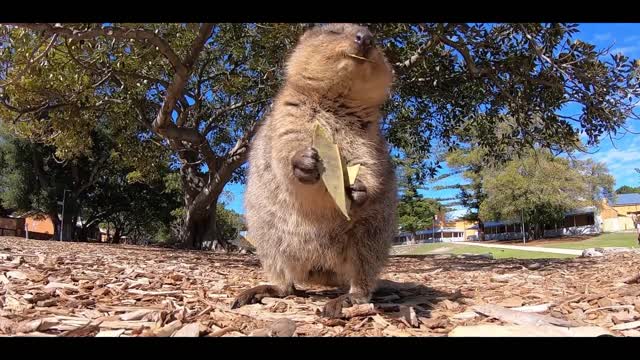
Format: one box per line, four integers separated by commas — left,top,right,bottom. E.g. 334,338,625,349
1,236,639,337
428,246,452,254
459,242,583,256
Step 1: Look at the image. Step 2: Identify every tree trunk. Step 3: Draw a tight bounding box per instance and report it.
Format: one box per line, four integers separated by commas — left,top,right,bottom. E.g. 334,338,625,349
76,225,88,242
179,165,226,250
49,210,61,241
60,211,77,241
478,220,485,241
110,228,122,244
183,202,218,250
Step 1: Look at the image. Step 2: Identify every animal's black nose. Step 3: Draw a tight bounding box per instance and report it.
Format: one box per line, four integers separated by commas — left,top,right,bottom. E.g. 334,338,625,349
355,31,373,50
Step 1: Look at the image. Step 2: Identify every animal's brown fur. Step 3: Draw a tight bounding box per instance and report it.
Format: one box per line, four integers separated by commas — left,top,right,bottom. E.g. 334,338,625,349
243,23,397,305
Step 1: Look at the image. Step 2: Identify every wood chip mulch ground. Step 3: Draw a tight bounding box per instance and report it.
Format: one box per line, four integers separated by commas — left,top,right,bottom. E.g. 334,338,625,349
1,236,639,337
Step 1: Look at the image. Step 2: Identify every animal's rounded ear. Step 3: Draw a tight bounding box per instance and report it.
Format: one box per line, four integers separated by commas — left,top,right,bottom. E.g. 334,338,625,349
299,23,323,41
301,23,319,31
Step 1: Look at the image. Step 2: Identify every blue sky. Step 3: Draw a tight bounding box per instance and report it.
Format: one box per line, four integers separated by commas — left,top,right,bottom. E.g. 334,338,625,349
223,23,640,217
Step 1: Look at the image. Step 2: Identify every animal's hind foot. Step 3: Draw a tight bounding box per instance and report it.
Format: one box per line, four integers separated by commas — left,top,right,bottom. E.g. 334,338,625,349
231,284,300,309
231,285,286,309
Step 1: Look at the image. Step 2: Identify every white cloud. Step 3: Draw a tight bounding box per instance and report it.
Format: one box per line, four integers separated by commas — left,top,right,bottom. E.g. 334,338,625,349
611,46,640,55
624,35,640,43
447,208,467,220
594,32,613,42
589,144,640,187
591,148,640,166
579,131,589,144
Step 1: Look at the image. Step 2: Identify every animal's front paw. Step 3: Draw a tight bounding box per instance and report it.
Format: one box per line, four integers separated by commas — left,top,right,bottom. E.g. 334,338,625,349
292,147,321,184
231,285,286,309
322,294,354,319
348,178,368,206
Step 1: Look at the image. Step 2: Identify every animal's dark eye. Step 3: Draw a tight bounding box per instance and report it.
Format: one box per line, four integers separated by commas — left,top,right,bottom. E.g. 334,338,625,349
328,30,342,35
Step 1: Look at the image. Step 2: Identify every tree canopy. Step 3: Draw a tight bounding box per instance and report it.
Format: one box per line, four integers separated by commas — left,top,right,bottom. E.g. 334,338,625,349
616,185,640,194
397,174,443,241
479,149,614,239
1,23,638,247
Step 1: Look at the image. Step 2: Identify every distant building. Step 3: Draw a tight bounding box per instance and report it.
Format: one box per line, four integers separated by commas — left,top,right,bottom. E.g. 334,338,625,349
0,212,55,240
600,193,640,232
25,214,55,236
393,204,605,245
468,206,600,241
393,215,478,245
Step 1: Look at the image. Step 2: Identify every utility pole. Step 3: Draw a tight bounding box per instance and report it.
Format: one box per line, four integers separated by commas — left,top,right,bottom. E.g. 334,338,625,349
521,209,526,245
59,189,70,241
432,215,437,243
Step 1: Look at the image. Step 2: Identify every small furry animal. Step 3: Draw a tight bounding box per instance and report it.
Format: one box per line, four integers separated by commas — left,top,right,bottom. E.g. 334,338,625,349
232,23,397,317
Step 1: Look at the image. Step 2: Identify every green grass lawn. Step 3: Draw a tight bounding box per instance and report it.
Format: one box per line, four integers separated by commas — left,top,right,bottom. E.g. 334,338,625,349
403,243,451,254
542,232,639,250
399,232,637,259
405,243,574,259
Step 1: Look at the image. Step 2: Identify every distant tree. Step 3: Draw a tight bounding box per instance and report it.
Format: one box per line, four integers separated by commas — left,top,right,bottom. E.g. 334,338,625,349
615,185,640,194
81,162,181,244
0,125,112,240
397,170,443,243
212,204,245,249
480,149,614,239
0,124,177,241
442,147,488,240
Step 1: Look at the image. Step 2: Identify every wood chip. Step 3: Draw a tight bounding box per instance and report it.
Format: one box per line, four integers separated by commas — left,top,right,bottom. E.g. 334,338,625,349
449,324,612,337
172,322,201,337
0,317,17,333
370,314,389,328
611,320,640,331
584,305,635,314
343,304,376,319
268,318,296,337
153,320,182,337
96,329,126,337
621,329,640,337
120,309,156,321
7,270,27,280
45,282,78,291
16,319,44,333
491,274,516,283
511,303,552,313
208,327,236,337
498,296,524,308
5,295,31,312
60,324,100,337
597,298,615,307
127,289,181,296
99,320,155,330
473,304,575,327
408,307,419,328
419,317,449,329
441,299,459,310
452,311,479,320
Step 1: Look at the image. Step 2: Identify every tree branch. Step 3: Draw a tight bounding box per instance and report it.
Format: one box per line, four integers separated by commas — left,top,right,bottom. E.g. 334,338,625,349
6,23,184,71
62,39,171,88
0,34,58,87
76,153,110,196
395,37,439,69
151,23,214,134
437,35,491,77
202,98,268,135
